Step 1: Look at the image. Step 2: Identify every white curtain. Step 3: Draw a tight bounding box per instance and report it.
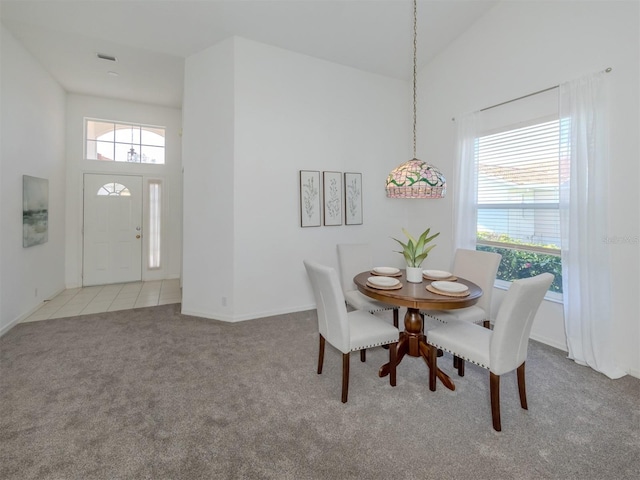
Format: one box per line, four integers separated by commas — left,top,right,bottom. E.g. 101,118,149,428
453,111,480,251
559,72,625,379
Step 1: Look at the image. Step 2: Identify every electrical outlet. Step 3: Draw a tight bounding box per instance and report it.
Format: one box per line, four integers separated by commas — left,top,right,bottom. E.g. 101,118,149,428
35,288,38,297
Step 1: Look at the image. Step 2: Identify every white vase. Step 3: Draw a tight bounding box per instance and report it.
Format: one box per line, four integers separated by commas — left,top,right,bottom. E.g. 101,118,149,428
406,266,423,283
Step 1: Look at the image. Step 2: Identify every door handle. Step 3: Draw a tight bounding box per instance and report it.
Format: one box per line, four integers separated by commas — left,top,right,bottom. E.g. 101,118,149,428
136,234,141,239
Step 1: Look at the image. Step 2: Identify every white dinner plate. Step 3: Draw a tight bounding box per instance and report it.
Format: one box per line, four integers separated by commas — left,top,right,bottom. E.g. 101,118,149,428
367,276,401,288
373,266,400,275
431,281,468,294
423,269,452,279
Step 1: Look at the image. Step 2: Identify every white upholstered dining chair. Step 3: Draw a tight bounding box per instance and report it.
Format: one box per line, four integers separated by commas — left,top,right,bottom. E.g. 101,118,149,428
304,260,399,403
337,243,399,328
426,272,554,431
422,248,501,328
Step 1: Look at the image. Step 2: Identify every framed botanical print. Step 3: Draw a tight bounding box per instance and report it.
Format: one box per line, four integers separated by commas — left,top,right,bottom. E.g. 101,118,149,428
323,171,342,226
344,172,363,225
300,170,321,227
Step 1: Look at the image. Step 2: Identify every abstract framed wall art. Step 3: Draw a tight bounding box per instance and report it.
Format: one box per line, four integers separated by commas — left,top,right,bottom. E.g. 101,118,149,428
300,170,321,227
344,172,363,225
23,175,49,247
323,171,342,226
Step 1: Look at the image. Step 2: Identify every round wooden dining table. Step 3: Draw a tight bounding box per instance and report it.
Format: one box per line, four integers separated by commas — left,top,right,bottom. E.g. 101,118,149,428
354,270,482,391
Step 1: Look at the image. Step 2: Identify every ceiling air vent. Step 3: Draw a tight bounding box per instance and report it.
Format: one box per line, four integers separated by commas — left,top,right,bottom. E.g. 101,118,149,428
96,53,117,62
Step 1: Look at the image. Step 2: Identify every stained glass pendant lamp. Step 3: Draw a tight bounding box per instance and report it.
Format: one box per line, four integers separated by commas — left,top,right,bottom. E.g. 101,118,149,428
386,0,446,199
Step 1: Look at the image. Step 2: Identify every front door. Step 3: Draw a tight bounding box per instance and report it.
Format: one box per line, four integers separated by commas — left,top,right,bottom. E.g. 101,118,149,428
83,174,143,286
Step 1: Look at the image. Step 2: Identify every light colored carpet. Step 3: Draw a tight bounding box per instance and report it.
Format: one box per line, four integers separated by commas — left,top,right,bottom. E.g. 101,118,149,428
1,304,638,479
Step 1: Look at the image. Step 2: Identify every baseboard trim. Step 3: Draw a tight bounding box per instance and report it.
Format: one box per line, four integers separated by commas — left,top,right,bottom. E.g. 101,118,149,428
0,285,66,338
0,316,23,338
529,332,568,352
179,308,233,322
626,368,640,379
180,304,316,323
530,333,639,379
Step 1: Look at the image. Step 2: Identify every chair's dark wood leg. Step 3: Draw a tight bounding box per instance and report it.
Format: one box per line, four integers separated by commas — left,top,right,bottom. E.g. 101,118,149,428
389,342,397,387
317,335,325,374
483,320,491,329
341,353,350,403
428,344,437,391
360,349,366,362
456,356,465,377
517,362,528,410
453,356,458,368
490,372,501,431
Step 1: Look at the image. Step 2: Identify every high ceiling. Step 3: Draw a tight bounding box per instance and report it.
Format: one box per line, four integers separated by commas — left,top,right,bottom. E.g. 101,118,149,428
0,0,498,108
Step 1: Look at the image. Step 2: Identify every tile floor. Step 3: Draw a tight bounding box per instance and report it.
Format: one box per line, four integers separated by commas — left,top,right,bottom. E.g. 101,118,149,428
23,279,182,322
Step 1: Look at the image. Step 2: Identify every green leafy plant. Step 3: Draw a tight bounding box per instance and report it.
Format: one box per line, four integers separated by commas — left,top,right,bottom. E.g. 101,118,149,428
476,231,563,293
392,227,440,268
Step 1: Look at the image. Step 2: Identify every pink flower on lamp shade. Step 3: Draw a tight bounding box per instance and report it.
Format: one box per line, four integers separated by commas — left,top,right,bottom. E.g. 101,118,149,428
386,159,446,199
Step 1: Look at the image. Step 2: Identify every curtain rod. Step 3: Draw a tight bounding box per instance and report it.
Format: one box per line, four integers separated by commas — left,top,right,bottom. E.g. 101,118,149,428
452,67,612,121
480,85,558,112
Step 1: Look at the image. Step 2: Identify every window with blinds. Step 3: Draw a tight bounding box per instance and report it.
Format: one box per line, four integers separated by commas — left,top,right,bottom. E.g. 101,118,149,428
477,119,560,253
475,117,563,294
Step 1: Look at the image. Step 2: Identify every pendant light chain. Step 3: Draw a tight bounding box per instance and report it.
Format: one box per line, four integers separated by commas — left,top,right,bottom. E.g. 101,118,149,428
385,0,446,199
412,0,417,159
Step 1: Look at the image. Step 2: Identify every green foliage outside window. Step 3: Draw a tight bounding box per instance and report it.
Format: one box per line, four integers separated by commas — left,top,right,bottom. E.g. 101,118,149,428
476,232,563,293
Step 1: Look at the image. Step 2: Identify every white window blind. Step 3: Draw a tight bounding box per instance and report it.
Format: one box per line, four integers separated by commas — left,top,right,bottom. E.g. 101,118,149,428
477,119,560,253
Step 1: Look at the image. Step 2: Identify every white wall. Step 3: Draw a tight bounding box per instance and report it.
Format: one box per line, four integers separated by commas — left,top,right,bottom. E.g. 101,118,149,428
419,0,640,375
64,94,183,288
181,38,236,319
182,37,411,321
0,25,67,335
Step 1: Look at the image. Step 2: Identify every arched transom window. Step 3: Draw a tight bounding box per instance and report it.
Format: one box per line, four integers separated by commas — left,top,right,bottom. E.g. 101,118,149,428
85,119,166,164
97,182,131,196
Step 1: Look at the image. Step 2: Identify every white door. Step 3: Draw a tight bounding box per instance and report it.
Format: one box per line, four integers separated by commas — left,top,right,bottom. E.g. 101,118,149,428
83,174,143,286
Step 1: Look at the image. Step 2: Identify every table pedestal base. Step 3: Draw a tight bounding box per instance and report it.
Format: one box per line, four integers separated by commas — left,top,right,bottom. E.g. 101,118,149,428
378,308,455,391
